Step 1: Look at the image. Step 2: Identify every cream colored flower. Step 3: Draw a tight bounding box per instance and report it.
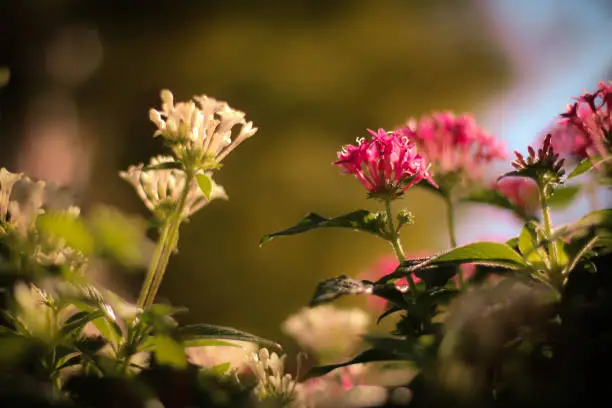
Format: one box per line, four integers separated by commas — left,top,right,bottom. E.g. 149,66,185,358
149,90,257,168
120,155,227,220
186,341,256,370
8,177,45,236
0,168,23,222
248,348,300,404
282,305,370,362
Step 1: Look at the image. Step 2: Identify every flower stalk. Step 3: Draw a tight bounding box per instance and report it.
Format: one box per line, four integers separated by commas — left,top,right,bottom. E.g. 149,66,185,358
138,171,194,310
538,182,558,271
444,195,464,288
383,198,418,292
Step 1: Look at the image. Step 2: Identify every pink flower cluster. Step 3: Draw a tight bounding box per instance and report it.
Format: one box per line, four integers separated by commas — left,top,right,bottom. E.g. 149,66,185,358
495,177,540,217
543,114,592,162
334,129,437,198
558,81,612,162
397,112,507,185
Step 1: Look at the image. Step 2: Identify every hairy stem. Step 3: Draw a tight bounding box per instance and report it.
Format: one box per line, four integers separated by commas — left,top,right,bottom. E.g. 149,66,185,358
384,198,417,292
138,172,194,310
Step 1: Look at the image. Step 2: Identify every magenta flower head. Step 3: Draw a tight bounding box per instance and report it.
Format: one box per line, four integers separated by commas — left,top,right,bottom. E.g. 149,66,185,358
334,128,437,199
397,112,507,190
558,81,612,165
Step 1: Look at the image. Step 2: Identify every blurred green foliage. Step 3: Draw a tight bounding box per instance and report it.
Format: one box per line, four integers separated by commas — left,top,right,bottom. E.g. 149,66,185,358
0,1,511,358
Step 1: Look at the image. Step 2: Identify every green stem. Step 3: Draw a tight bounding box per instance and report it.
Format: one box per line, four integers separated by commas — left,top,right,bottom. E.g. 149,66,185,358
137,223,170,308
139,172,194,310
384,198,417,292
445,196,464,288
445,197,458,248
538,182,560,280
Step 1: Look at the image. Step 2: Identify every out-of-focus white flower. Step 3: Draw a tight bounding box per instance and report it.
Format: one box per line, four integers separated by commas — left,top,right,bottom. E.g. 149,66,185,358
2,172,46,236
120,155,227,220
186,341,257,371
282,305,370,362
248,348,300,405
0,168,23,222
149,90,258,168
35,206,88,269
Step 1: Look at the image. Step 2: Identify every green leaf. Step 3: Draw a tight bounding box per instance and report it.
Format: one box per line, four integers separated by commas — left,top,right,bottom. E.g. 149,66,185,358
59,310,104,338
429,242,527,269
90,316,122,350
184,339,243,348
154,334,187,368
72,299,123,350
196,173,213,200
377,306,403,324
303,348,401,380
178,324,281,352
567,156,599,179
518,223,547,264
149,304,189,317
201,362,232,376
54,354,82,372
143,161,183,171
88,206,147,267
259,210,386,246
555,241,570,268
37,212,94,254
548,186,580,208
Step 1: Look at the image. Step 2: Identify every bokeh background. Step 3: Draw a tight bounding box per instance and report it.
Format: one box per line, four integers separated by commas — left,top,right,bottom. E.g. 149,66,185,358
0,0,611,360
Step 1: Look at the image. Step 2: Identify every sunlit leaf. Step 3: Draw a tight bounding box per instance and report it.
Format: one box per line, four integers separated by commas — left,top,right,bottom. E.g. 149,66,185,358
154,334,187,368
178,324,281,351
88,206,147,267
567,156,600,179
548,186,580,208
54,354,82,372
37,212,94,254
184,339,243,348
428,242,527,269
201,362,232,376
89,317,122,350
259,210,386,246
59,310,104,338
149,304,189,317
143,161,184,171
518,223,547,265
196,173,213,200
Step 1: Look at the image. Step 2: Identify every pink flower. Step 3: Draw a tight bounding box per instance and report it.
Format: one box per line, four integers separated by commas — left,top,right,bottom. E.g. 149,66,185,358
495,177,540,217
558,81,612,162
397,112,507,186
542,108,592,162
334,129,437,198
